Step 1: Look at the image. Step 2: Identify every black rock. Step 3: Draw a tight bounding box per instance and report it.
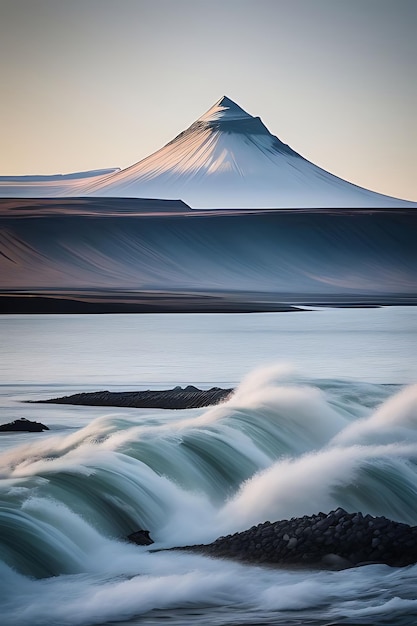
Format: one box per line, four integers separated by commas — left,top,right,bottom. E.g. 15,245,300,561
0,418,49,432
28,386,234,410
127,530,154,546
165,509,417,569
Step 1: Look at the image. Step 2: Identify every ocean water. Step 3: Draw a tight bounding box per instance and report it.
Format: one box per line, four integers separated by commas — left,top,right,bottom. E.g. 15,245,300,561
1,307,417,626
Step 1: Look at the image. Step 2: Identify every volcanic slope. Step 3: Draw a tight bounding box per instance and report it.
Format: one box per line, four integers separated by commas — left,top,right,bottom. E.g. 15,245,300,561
0,168,119,199
81,96,415,208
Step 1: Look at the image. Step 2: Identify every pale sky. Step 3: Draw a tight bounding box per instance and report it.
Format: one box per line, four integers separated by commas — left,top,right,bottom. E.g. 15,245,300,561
1,0,416,201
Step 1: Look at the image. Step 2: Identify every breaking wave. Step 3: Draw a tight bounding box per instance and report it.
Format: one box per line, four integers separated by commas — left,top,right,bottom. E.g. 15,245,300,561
1,364,417,624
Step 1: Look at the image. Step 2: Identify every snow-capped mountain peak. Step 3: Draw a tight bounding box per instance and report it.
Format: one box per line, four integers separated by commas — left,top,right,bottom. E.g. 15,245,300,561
197,96,253,123
0,96,415,207
76,96,413,208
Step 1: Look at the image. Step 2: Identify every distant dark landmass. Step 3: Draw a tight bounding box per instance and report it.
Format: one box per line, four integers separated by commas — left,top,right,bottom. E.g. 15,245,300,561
0,196,191,217
0,293,302,314
29,386,234,409
1,201,416,313
1,293,414,314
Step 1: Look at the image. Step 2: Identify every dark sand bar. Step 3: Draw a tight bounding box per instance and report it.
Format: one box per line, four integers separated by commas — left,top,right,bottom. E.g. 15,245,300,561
0,292,302,314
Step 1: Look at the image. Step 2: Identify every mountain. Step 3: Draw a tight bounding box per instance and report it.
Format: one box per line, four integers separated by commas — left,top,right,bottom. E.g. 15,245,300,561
0,168,120,198
80,96,415,208
0,96,414,207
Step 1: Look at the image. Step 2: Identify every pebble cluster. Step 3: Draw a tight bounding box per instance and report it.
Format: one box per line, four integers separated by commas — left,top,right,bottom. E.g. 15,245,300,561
182,509,417,568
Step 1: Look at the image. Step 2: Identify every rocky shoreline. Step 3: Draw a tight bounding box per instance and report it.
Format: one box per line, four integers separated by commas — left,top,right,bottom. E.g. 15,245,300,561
29,386,234,410
155,509,417,569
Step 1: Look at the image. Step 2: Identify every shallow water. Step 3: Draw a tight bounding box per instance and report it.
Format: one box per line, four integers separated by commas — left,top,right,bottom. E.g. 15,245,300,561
0,308,416,625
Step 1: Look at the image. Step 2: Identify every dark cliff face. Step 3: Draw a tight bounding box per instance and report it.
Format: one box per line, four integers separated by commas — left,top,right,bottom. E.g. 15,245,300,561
171,509,417,569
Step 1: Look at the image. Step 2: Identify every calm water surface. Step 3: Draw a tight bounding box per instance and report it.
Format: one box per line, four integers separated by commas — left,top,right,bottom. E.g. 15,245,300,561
1,307,416,386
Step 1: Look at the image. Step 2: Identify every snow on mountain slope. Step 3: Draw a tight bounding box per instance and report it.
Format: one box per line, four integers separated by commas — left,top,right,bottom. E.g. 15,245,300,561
0,97,414,207
0,168,120,198
80,96,415,208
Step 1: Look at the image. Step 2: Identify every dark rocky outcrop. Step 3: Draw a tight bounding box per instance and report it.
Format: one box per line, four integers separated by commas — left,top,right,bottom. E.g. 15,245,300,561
165,509,417,569
127,530,154,546
0,418,49,432
29,386,234,410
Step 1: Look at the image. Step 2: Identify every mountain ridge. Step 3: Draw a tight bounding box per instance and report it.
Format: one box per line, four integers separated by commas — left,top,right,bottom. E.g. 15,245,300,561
0,96,415,208
78,96,416,207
